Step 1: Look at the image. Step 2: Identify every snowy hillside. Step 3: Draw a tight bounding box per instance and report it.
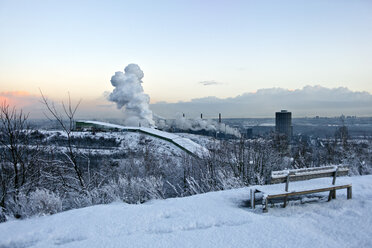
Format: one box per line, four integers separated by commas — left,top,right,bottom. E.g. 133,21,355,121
1,175,372,248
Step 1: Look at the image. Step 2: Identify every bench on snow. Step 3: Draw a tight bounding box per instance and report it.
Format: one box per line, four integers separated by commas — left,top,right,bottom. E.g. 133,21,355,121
250,165,352,212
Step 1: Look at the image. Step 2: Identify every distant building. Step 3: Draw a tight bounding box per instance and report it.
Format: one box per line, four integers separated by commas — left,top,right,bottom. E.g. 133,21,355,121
275,110,293,139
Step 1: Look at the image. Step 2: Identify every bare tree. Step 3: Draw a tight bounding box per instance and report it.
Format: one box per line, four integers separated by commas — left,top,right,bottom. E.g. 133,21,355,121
0,102,45,217
40,91,85,190
0,103,28,194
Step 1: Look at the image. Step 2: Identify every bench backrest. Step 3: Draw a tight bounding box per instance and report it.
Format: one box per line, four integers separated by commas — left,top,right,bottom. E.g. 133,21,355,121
270,165,349,184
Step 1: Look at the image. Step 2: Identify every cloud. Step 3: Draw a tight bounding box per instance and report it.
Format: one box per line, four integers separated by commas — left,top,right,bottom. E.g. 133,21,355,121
198,80,223,86
0,91,118,119
95,104,116,108
3,85,372,121
0,91,39,108
0,91,47,118
150,85,372,118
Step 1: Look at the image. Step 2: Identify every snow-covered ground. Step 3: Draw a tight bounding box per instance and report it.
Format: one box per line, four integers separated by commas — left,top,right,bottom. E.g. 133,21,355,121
1,175,371,248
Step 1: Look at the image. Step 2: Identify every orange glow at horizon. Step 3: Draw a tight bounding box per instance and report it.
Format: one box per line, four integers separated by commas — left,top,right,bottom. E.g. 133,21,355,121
0,91,36,107
6,91,30,96
0,96,11,104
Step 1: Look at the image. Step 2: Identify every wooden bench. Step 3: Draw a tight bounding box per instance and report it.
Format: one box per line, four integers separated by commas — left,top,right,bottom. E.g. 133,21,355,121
250,165,352,212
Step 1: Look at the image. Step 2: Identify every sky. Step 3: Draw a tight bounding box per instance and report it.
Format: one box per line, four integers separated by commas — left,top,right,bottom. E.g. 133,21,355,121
0,0,371,118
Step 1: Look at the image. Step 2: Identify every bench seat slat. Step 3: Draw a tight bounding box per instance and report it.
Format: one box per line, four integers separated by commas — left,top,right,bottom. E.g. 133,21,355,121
271,170,348,184
270,165,349,184
265,184,352,199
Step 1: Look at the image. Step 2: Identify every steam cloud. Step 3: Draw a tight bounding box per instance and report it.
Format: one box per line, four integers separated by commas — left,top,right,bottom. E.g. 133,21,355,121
108,64,155,127
156,113,241,138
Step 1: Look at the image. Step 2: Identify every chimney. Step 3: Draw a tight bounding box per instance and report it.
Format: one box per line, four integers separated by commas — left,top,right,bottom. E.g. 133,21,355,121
219,113,221,123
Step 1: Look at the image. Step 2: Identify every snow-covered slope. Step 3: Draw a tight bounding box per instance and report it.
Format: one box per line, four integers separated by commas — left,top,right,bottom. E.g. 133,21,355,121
1,175,372,248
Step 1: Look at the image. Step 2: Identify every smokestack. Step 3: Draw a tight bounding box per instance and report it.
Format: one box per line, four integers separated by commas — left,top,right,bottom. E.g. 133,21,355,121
219,113,221,123
200,113,203,119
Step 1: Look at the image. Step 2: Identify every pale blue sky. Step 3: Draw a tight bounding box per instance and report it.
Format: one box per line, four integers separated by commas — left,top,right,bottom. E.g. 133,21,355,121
0,0,371,105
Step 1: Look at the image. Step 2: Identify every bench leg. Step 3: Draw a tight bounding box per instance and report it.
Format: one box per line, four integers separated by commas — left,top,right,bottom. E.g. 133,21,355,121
253,190,257,209
263,198,268,213
250,189,254,209
283,196,288,208
332,189,336,199
347,186,352,199
328,190,333,202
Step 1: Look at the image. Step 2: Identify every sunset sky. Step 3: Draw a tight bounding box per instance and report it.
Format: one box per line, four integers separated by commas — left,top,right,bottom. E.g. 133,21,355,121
0,0,371,118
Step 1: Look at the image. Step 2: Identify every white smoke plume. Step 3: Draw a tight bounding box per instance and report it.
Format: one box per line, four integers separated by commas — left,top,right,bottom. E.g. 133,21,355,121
108,64,155,127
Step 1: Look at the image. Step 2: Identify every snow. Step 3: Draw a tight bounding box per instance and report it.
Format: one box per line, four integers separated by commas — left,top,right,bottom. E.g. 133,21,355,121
76,120,127,130
1,175,372,248
175,133,216,147
140,127,179,140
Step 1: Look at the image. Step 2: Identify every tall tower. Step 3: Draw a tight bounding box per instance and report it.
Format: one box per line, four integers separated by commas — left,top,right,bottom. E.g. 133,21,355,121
275,110,292,139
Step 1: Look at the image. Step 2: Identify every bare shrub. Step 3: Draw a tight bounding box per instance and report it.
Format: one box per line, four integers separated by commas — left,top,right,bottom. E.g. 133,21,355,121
8,189,62,218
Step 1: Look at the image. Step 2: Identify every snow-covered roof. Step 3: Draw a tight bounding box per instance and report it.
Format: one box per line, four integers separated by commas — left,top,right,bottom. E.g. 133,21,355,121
76,120,128,130
76,120,208,157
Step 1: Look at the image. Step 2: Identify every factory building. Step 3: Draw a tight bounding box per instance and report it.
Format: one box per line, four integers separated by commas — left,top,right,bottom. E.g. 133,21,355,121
275,110,293,139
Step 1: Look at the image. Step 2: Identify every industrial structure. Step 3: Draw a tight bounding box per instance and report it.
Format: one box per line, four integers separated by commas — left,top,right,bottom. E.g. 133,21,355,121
275,110,293,139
